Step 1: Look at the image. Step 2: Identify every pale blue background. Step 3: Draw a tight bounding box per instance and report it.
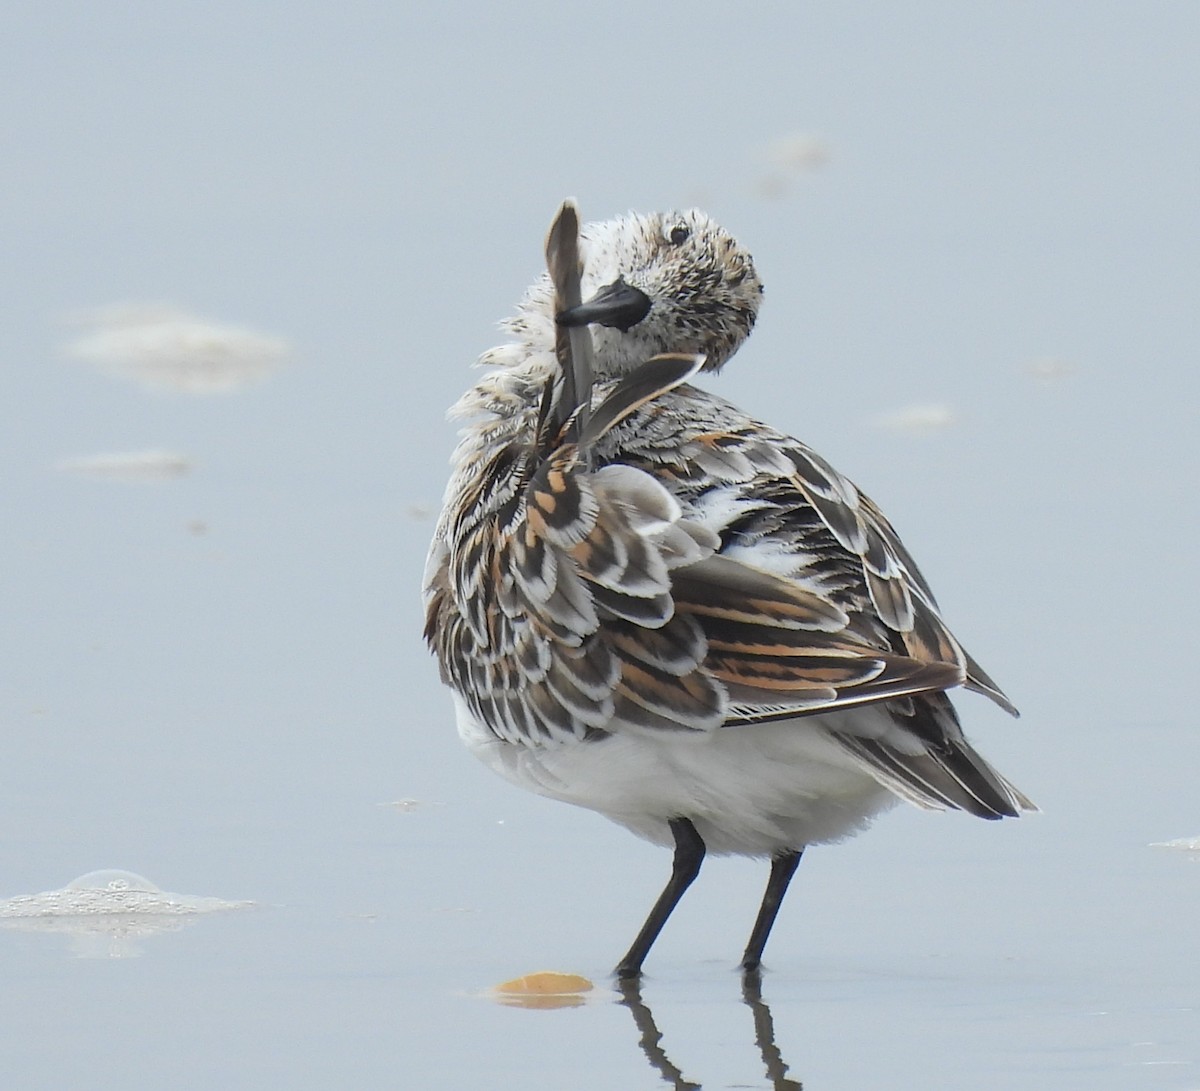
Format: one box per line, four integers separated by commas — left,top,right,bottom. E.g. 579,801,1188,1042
3,3,1197,1088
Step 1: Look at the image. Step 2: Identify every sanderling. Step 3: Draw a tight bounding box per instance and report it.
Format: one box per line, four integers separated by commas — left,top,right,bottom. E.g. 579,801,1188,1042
424,201,1033,979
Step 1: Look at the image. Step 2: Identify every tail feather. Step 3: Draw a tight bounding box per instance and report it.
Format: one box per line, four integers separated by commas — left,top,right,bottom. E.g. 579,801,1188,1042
833,692,1034,818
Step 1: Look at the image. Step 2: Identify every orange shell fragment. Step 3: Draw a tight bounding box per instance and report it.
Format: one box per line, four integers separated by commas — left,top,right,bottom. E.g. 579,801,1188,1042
495,971,593,995
492,971,595,1008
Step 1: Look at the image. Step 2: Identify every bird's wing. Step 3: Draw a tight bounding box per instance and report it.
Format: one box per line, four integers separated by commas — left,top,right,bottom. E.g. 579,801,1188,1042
424,361,982,749
594,383,1019,719
784,442,1019,715
575,386,1030,817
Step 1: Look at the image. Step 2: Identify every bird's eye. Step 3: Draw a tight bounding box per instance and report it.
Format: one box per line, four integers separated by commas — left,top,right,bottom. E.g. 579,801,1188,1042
667,224,690,246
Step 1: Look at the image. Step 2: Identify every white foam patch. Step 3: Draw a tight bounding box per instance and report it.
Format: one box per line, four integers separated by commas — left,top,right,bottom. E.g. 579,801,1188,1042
1151,836,1200,852
54,450,192,482
767,132,831,172
378,799,443,813
63,304,289,394
1023,356,1079,384
756,133,831,199
0,870,255,958
870,403,958,435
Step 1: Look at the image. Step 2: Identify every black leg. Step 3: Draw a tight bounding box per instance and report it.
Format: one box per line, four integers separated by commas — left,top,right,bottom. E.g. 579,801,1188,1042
615,817,706,979
740,849,803,974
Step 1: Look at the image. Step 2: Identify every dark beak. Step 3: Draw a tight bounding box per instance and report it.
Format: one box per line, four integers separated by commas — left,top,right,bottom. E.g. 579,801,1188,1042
556,277,652,332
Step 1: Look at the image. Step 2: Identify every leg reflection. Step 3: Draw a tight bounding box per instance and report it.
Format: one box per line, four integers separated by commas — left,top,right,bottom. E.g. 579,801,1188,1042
742,973,803,1091
617,978,702,1091
618,977,804,1090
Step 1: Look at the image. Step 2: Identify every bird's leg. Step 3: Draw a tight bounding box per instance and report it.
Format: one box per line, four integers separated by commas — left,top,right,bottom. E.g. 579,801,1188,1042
740,849,803,975
615,817,706,979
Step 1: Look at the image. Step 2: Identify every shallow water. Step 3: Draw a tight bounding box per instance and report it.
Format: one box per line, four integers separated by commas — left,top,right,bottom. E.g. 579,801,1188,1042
3,712,1196,1088
4,3,1198,1088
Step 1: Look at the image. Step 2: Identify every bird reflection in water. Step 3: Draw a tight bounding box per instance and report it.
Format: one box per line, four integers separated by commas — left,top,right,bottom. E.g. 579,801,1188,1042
741,975,803,1091
617,975,802,1090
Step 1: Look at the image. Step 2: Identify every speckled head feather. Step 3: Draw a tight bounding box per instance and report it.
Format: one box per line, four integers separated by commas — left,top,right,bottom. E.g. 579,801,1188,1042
574,210,763,376
491,209,762,388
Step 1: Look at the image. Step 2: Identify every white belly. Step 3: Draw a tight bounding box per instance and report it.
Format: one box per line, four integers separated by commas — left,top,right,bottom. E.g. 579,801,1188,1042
453,694,898,857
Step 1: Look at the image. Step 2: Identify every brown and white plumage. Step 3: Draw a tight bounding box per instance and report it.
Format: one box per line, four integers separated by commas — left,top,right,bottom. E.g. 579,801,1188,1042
423,201,1032,976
